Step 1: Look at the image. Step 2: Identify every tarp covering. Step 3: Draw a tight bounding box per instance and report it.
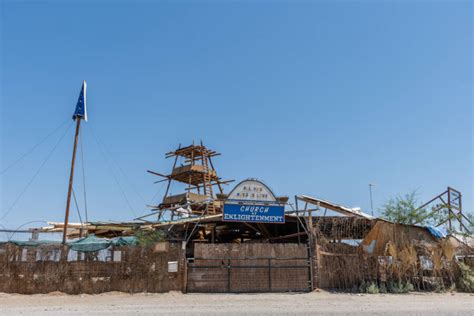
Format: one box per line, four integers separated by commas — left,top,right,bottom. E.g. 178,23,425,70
425,226,446,239
0,240,59,247
0,234,138,252
111,236,138,247
68,234,111,252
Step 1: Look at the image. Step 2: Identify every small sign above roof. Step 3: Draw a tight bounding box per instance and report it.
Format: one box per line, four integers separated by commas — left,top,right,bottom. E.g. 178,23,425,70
227,178,277,203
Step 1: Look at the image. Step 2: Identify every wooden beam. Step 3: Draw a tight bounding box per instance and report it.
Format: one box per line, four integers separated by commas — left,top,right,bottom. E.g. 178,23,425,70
147,170,170,178
269,231,307,241
63,118,81,244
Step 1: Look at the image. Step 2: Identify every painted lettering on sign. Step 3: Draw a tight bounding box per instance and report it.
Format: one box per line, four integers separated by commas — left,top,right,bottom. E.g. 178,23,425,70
227,179,277,202
223,203,285,223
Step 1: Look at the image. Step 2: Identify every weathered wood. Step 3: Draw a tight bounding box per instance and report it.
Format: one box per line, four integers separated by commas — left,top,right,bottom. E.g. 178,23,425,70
63,118,81,245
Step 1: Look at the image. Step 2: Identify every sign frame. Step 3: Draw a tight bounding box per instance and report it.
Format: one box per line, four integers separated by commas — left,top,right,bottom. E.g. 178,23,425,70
223,179,286,224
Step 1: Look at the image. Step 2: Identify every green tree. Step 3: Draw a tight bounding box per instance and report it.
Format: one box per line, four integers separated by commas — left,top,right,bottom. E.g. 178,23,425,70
466,213,474,233
134,229,165,247
380,191,430,225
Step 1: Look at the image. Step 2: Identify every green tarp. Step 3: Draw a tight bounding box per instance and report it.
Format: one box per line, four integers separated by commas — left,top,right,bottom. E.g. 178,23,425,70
68,235,111,252
0,234,138,252
0,240,59,247
111,236,138,247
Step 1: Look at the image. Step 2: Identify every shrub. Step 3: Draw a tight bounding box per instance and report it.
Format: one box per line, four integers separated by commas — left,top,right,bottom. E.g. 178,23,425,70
366,282,380,294
134,230,165,247
457,262,474,293
387,281,414,293
434,283,445,293
359,281,380,294
404,282,414,292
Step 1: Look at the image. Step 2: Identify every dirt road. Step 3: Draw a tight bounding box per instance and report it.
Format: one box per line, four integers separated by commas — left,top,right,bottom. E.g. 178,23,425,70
0,291,472,315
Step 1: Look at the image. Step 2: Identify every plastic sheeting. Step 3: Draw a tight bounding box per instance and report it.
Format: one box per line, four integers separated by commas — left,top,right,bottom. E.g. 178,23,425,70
0,234,138,252
0,240,59,247
425,226,446,239
68,234,111,252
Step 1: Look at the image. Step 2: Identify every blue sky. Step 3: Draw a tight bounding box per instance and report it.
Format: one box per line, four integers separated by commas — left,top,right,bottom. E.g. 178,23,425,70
1,1,472,233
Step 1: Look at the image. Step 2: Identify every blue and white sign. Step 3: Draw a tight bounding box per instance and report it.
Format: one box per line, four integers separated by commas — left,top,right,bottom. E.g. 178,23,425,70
223,203,285,223
223,179,286,224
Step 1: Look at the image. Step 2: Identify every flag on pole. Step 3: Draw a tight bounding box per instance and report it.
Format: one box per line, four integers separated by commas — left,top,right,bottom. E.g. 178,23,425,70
73,80,87,121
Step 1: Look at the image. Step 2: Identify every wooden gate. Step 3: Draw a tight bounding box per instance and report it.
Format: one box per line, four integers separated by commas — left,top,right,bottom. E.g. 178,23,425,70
186,244,312,293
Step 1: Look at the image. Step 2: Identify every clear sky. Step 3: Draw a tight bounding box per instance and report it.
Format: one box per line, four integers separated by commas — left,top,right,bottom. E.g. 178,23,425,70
0,1,472,234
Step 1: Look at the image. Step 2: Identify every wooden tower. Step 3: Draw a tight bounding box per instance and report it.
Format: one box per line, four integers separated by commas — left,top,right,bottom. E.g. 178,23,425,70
148,142,232,220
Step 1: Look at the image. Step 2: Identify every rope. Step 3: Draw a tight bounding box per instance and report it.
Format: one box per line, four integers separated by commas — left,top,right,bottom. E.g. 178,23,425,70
72,188,84,229
79,127,88,224
1,119,70,175
136,180,167,219
0,122,73,222
5,220,48,241
88,124,137,217
89,123,147,205
0,223,10,240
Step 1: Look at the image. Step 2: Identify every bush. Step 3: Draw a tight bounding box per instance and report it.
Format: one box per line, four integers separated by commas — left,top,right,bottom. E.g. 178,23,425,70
404,282,414,292
366,282,380,294
434,283,446,293
387,281,414,293
457,262,474,293
359,281,380,294
134,230,165,247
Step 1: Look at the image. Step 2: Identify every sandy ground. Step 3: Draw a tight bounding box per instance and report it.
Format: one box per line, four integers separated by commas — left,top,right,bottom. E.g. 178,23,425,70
0,291,473,315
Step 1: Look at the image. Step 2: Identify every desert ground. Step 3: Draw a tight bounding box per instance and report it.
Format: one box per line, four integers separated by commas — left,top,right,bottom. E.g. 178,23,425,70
0,291,473,315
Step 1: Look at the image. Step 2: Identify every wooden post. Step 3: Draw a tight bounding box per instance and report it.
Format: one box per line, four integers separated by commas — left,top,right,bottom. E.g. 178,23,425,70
295,196,300,244
227,259,231,292
164,150,179,222
268,258,272,291
62,118,81,245
314,244,321,289
183,244,188,293
308,202,313,231
208,156,223,194
211,224,215,243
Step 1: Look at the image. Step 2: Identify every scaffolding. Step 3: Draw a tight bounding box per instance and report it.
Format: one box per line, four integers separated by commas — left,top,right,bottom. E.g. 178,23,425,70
146,143,233,221
415,187,472,233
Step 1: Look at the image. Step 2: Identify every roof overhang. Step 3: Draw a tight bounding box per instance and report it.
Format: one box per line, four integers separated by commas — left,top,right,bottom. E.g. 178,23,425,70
297,195,374,219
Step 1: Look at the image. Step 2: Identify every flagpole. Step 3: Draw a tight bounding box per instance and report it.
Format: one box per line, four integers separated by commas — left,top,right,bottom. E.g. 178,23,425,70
62,118,82,244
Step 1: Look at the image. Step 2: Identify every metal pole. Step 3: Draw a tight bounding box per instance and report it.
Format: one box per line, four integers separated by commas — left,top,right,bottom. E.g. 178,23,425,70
62,118,81,244
369,183,375,217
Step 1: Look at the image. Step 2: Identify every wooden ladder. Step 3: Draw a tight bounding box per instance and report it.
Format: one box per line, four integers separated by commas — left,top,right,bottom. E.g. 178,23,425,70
201,152,214,214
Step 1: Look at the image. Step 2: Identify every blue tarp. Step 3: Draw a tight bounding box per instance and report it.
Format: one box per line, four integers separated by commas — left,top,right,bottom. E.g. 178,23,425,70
425,226,446,239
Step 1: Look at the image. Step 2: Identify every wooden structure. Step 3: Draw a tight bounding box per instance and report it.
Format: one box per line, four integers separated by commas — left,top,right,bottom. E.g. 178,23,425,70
415,187,472,233
147,143,233,220
0,242,184,294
